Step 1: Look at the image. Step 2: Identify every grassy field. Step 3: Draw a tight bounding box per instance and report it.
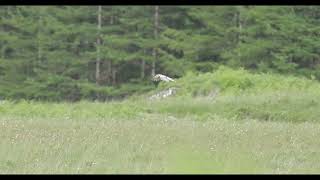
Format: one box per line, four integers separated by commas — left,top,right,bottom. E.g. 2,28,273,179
1,68,320,174
1,95,320,174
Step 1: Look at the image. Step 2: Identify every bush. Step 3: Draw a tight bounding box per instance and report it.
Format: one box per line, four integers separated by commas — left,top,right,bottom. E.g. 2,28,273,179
153,66,320,97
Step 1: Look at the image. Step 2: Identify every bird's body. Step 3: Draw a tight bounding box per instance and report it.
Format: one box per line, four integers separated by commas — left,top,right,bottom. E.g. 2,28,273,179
152,74,175,82
149,74,176,99
152,74,175,87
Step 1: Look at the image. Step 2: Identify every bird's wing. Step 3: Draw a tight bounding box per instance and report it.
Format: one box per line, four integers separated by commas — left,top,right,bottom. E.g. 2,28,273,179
166,76,175,82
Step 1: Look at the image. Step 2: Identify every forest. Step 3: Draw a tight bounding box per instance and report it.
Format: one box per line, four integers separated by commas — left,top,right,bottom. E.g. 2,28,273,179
2,6,320,101
2,6,320,174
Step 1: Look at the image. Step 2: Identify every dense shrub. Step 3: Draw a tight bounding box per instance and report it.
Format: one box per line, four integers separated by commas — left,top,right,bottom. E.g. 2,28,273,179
155,66,320,97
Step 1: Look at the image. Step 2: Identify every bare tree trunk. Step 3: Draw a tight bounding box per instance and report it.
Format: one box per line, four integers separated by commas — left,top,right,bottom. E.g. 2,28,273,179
37,14,42,63
152,50,156,76
96,5,102,85
237,7,242,61
141,49,146,79
112,66,117,85
110,14,114,25
107,60,112,84
141,59,145,79
1,47,4,59
152,6,159,77
106,12,114,85
35,7,43,69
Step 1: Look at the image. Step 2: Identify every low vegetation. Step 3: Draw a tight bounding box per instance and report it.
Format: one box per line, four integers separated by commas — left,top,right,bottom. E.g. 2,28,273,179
1,68,320,173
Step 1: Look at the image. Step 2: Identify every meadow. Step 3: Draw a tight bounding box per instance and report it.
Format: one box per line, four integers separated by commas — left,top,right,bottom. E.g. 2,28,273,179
1,68,320,174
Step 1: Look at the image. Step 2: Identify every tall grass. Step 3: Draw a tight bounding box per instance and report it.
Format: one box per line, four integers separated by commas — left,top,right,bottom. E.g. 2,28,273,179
1,115,320,174
1,68,320,173
2,89,319,123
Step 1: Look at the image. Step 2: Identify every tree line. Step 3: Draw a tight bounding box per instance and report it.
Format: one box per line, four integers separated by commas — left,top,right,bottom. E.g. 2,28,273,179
1,6,320,101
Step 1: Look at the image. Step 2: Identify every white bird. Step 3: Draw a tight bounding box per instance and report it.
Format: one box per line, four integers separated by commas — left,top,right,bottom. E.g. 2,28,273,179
152,74,175,87
152,74,175,82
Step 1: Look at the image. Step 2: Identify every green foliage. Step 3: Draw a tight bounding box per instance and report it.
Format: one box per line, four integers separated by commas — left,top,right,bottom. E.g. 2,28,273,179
149,91,320,123
155,66,319,97
2,6,320,101
1,67,320,173
144,67,320,123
